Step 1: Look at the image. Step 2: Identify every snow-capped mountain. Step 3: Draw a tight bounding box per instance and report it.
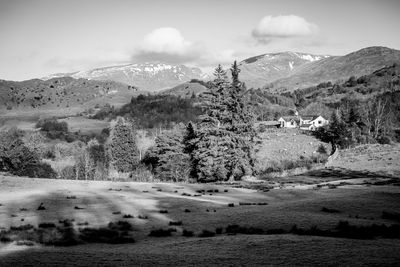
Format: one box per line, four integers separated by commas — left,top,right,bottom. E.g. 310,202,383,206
239,52,331,89
43,62,208,91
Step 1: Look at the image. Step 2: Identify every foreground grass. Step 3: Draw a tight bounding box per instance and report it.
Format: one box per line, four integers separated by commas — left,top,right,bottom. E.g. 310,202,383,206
1,174,400,265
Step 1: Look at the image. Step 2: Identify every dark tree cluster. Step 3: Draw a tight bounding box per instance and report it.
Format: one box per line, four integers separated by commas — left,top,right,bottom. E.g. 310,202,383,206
314,92,396,151
91,94,202,129
0,128,56,178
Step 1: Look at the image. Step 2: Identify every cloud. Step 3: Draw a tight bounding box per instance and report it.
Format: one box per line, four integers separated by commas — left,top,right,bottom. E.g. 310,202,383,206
132,27,203,64
252,15,318,43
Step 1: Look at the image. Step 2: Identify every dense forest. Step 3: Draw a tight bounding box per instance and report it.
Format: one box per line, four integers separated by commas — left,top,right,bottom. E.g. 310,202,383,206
92,94,203,129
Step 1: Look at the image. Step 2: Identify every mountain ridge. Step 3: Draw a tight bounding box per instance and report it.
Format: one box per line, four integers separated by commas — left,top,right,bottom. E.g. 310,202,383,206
268,46,400,92
42,62,207,92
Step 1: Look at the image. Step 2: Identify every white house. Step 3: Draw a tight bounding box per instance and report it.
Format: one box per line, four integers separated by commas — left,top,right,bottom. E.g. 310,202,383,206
278,116,301,128
300,115,329,130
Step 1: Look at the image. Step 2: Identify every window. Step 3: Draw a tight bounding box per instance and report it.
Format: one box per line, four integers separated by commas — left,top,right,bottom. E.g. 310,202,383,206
318,120,322,124
291,121,294,125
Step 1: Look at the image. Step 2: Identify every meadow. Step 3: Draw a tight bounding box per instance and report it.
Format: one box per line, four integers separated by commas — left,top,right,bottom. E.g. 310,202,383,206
1,150,400,266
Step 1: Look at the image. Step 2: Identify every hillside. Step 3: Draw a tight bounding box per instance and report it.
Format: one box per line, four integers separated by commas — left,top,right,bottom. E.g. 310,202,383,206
288,63,400,108
0,77,142,114
239,52,331,89
159,80,210,97
43,62,208,92
270,46,400,92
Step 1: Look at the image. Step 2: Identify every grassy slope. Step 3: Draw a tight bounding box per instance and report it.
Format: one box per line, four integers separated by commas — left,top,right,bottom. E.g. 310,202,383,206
255,128,330,171
0,77,143,116
159,81,209,97
328,143,400,176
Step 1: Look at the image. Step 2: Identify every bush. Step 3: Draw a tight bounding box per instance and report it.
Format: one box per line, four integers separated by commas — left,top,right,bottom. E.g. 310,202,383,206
382,211,400,222
60,165,76,180
169,221,183,226
15,162,57,179
321,207,340,213
38,223,57,228
377,136,391,144
79,227,135,244
0,129,56,178
149,228,174,237
317,144,327,154
182,229,194,237
225,225,264,235
36,118,68,133
198,229,215,238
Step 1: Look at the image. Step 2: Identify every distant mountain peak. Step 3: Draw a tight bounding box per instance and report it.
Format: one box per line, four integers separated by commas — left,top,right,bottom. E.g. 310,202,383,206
42,62,207,91
238,51,331,89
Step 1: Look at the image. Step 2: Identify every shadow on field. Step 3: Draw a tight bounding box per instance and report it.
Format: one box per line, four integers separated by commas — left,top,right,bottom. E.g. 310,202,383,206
0,184,179,253
303,167,396,180
0,181,267,251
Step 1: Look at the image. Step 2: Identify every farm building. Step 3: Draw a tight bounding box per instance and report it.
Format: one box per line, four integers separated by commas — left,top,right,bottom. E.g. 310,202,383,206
300,115,329,128
277,115,329,130
278,116,301,128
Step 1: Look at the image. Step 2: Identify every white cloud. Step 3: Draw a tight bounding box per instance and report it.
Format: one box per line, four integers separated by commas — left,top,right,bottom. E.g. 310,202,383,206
252,15,318,42
132,27,203,63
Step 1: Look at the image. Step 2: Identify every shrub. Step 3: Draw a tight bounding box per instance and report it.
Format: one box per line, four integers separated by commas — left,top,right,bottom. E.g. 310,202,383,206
169,221,183,226
198,229,215,238
321,207,340,213
225,225,264,235
38,223,56,228
37,118,68,133
149,228,173,237
60,165,76,180
182,229,194,237
79,227,135,244
15,162,56,179
108,221,133,231
382,211,400,222
377,136,391,144
317,144,327,154
0,129,56,178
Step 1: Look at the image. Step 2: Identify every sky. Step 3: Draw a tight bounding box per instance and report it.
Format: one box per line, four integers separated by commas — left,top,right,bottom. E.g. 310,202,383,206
0,0,399,80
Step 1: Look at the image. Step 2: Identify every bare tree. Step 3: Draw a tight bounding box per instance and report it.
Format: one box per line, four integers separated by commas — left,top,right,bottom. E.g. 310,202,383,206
365,99,389,138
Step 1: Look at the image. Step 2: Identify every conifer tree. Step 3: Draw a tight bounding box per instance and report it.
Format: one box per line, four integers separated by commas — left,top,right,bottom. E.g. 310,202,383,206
106,117,139,173
144,125,191,182
189,62,255,182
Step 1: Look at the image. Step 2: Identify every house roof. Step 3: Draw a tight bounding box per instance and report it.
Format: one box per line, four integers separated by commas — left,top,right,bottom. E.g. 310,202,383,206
301,115,320,121
280,116,300,123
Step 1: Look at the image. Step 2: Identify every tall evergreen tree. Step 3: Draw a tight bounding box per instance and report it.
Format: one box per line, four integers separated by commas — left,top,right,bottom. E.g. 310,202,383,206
189,62,255,182
106,117,140,173
144,125,191,182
